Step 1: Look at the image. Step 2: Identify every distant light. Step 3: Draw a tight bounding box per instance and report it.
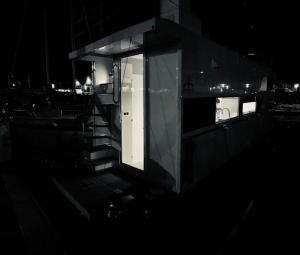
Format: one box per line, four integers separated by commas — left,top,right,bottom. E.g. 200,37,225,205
200,71,205,74
220,84,226,88
220,88,223,92
12,83,15,87
294,83,299,90
99,46,106,50
247,53,256,56
245,83,251,89
75,80,81,86
226,85,229,90
57,89,72,93
51,83,55,89
85,76,92,85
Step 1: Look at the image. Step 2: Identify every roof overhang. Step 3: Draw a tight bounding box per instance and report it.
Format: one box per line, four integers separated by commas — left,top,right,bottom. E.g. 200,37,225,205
69,18,183,61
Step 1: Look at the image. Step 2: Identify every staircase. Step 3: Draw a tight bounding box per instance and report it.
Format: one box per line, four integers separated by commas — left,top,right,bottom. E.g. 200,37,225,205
83,93,120,172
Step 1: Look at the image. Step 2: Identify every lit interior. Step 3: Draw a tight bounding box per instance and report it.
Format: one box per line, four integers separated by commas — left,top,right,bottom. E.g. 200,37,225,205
216,97,239,123
242,102,256,115
121,54,144,170
94,35,143,56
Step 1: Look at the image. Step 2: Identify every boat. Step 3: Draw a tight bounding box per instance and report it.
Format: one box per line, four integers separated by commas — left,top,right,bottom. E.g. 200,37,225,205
66,0,275,193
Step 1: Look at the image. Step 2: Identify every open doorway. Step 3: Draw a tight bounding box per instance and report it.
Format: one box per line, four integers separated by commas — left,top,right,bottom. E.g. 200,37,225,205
121,54,144,170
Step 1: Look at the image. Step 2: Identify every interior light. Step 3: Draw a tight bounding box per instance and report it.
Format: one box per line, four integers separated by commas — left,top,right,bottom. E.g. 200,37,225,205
85,76,92,85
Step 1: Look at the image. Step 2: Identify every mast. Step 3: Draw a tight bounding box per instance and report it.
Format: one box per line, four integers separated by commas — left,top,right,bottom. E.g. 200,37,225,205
11,1,27,78
44,6,50,88
69,0,76,89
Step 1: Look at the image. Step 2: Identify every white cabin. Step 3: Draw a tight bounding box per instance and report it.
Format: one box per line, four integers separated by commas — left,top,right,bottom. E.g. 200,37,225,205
69,0,274,193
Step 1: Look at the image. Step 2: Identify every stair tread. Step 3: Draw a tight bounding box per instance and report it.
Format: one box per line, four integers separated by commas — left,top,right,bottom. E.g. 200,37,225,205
92,157,117,162
91,113,105,116
86,122,109,126
84,134,112,138
92,158,118,166
88,144,113,152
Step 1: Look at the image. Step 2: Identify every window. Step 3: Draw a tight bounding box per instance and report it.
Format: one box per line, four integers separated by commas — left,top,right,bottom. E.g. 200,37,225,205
216,97,239,123
242,102,256,115
183,98,216,133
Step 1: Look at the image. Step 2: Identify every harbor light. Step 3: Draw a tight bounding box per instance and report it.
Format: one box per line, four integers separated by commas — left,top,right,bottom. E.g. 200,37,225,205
75,80,81,87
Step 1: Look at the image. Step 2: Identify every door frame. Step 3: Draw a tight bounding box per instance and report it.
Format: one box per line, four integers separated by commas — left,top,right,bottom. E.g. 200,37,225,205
118,51,147,173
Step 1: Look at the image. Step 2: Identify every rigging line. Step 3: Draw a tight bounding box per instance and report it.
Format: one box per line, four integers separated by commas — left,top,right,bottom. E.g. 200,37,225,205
116,37,132,104
79,0,93,42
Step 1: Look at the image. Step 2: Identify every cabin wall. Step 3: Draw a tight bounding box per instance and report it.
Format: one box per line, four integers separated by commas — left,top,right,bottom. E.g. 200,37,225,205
181,113,272,191
147,49,181,192
180,33,273,192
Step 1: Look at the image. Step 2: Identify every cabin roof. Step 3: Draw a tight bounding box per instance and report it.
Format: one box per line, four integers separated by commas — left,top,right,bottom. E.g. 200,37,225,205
69,18,182,61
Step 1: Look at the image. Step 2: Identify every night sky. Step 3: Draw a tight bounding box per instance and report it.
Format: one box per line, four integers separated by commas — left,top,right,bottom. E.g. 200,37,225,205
6,0,300,89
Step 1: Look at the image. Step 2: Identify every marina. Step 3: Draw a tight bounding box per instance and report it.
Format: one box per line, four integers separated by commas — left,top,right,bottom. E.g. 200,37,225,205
2,0,300,254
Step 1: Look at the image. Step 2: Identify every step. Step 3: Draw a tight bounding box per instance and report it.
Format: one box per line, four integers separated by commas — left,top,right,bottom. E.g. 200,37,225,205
90,113,105,117
87,118,109,126
86,126,111,136
92,159,118,172
84,134,111,139
95,94,115,105
85,145,118,160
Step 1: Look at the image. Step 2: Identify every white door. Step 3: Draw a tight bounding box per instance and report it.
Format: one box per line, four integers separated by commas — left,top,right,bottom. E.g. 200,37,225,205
121,54,144,170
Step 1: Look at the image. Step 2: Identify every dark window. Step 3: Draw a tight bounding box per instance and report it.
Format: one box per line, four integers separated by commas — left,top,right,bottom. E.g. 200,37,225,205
183,98,216,133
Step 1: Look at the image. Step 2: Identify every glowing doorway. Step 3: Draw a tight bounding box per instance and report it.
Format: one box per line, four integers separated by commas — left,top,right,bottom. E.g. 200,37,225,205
121,54,144,170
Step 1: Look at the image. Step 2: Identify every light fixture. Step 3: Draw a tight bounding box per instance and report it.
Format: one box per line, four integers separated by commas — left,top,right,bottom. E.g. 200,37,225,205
85,76,92,85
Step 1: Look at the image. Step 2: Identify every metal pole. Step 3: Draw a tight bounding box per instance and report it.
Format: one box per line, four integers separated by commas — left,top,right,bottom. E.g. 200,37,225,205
11,1,27,76
44,7,50,87
69,0,76,89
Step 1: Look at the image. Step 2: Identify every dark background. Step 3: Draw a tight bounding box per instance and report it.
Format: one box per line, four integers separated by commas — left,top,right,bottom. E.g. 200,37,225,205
5,0,300,89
